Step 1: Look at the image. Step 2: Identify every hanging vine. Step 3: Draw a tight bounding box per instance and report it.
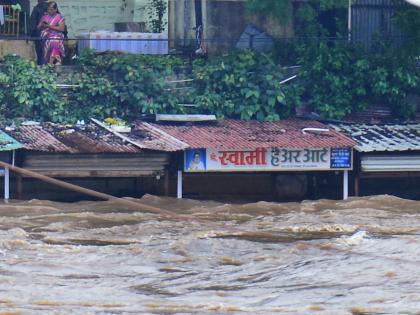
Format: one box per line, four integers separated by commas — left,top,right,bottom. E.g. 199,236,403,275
147,0,167,33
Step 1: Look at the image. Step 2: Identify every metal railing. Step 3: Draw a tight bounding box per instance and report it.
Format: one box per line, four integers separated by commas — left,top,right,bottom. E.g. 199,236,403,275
0,5,20,37
0,35,417,65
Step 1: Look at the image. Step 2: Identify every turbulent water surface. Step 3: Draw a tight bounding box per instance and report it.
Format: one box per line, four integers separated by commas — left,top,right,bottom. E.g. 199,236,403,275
0,194,419,315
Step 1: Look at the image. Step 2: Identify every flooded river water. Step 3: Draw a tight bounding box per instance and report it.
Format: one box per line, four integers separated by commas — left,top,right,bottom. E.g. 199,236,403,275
0,194,419,314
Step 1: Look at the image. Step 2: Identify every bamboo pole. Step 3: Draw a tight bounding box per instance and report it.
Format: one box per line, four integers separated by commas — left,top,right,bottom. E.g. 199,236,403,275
0,161,187,220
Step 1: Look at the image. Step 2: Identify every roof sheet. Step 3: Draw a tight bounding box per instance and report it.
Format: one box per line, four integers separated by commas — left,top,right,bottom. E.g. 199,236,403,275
130,121,189,152
143,119,356,150
0,130,23,151
6,123,142,154
329,123,420,152
3,119,357,154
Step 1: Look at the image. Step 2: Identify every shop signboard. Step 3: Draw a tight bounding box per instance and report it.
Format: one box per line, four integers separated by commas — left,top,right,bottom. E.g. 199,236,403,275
184,147,352,172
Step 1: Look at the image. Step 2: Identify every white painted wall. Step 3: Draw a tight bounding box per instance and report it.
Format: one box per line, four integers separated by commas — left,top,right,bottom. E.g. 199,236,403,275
29,0,168,37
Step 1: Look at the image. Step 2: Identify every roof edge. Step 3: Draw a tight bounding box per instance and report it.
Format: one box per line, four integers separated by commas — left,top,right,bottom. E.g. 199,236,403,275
141,122,190,150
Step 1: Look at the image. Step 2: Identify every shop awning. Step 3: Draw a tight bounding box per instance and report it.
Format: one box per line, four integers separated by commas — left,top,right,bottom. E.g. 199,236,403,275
361,155,420,172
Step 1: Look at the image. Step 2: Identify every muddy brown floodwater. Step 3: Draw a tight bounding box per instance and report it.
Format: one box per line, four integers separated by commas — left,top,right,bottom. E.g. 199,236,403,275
0,194,419,315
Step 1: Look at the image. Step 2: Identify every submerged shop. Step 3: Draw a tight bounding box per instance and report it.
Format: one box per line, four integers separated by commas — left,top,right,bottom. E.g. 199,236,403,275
181,146,353,200
0,118,356,202
184,147,351,172
139,118,356,201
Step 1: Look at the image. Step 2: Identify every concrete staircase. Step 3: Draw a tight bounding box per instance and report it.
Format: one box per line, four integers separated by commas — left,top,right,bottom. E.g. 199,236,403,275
53,65,197,110
54,65,76,86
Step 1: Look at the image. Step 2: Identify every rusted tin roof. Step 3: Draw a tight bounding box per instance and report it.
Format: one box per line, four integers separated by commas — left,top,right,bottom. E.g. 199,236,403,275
329,123,420,152
6,123,142,153
141,119,356,150
3,119,356,154
131,121,189,152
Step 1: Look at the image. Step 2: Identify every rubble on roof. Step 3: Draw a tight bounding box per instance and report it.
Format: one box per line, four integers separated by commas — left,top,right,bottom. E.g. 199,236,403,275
6,122,142,153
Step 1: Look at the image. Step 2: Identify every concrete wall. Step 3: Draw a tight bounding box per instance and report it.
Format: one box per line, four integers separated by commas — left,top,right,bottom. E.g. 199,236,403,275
0,40,35,60
168,0,196,48
169,0,293,52
28,0,169,37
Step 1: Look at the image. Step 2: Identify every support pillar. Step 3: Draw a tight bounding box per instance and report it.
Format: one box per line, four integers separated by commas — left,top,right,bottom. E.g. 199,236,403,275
354,173,360,197
177,170,183,199
348,0,352,41
343,170,349,200
4,167,9,201
164,169,170,197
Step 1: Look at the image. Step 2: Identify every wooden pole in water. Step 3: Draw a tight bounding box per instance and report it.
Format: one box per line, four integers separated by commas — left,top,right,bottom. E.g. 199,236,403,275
0,160,186,219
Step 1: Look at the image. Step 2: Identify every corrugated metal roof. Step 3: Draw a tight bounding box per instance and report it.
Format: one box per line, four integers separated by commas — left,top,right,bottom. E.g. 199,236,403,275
329,123,420,152
142,119,356,150
22,152,170,177
361,155,420,172
131,121,189,152
5,123,142,154
3,119,357,154
0,130,23,151
351,0,404,48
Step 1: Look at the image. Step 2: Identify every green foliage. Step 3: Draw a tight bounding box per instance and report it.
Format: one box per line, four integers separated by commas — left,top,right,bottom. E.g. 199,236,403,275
73,51,184,120
0,52,184,123
292,42,370,119
0,56,66,122
66,71,119,122
368,41,420,118
317,0,348,11
393,1,420,55
246,0,291,24
285,40,420,119
246,0,347,34
294,3,323,37
0,40,418,124
147,0,167,33
191,50,290,121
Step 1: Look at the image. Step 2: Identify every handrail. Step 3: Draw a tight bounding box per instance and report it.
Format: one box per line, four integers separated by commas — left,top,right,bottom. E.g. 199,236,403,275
0,5,20,37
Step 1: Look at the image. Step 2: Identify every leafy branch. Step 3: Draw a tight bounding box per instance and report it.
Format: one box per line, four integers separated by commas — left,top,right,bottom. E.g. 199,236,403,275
147,0,167,33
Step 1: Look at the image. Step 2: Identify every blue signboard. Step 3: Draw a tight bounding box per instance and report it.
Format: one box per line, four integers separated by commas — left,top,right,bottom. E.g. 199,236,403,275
330,148,352,169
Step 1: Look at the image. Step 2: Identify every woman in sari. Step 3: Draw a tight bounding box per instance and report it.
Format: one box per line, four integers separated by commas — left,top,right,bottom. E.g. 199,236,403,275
37,1,66,65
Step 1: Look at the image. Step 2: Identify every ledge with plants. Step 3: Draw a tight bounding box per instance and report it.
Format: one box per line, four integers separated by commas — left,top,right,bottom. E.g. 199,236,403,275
0,40,418,124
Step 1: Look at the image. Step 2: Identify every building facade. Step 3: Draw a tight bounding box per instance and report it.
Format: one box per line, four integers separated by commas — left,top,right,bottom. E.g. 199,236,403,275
28,0,168,37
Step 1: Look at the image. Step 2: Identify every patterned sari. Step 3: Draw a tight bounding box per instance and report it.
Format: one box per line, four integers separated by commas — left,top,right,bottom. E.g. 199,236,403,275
40,13,65,65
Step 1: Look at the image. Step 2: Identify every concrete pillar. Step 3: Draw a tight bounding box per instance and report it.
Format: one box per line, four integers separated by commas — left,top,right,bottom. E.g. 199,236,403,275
177,170,183,199
168,0,176,47
4,168,10,201
343,170,349,200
